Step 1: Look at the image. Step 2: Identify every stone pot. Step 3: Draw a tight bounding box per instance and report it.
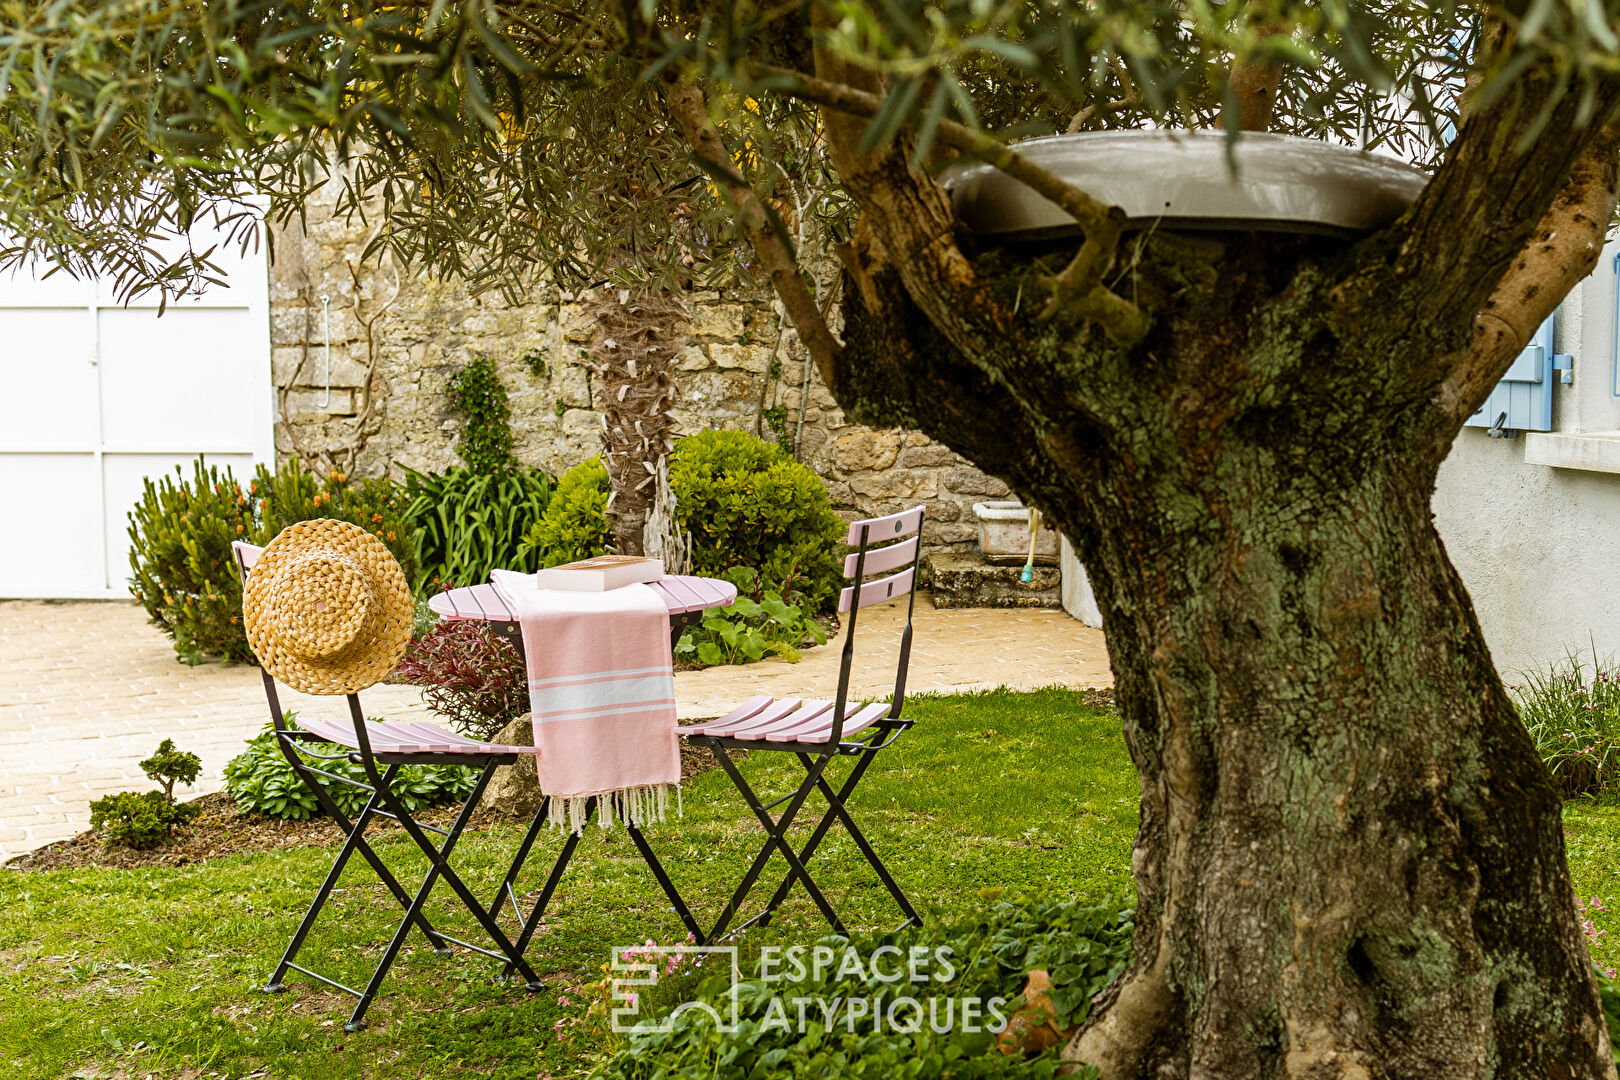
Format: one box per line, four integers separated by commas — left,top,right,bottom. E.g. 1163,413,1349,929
973,500,1059,565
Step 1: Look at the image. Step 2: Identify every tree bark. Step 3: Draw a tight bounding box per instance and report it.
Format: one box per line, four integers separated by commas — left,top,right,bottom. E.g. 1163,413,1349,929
834,227,1615,1078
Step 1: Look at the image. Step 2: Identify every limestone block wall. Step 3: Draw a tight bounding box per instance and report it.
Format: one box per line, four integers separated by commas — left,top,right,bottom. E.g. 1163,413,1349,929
267,196,1008,552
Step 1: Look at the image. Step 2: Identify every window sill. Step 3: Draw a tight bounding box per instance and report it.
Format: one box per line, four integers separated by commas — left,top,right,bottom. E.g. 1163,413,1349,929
1523,431,1620,473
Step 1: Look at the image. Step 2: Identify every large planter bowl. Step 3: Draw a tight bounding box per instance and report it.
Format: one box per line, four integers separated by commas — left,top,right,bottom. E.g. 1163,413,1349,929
942,131,1428,240
973,500,1059,565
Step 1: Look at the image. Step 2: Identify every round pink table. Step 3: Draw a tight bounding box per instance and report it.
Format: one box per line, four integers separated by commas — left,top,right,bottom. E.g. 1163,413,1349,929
427,576,737,655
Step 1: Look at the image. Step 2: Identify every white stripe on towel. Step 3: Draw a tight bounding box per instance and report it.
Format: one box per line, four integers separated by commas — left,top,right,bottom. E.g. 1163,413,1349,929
529,674,674,716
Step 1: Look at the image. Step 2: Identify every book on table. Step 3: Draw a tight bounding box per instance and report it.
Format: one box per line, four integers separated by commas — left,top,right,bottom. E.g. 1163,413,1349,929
532,555,665,592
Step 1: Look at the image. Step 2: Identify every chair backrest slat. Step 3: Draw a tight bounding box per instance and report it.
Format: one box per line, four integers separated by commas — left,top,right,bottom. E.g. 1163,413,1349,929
234,541,265,572
842,535,918,579
845,507,923,547
828,505,926,748
837,567,915,613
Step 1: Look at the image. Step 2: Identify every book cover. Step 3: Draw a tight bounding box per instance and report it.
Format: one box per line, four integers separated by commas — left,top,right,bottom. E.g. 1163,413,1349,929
532,555,665,592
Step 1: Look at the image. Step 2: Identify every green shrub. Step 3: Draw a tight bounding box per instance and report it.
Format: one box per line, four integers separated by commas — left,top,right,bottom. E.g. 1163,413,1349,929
448,355,515,473
671,429,846,612
521,456,612,568
140,738,201,804
127,458,417,664
676,569,827,666
402,464,554,592
88,791,200,850
590,896,1130,1080
224,715,480,820
1514,650,1620,800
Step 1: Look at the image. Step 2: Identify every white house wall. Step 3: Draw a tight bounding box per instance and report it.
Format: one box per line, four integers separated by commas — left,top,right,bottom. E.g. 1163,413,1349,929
1433,241,1620,678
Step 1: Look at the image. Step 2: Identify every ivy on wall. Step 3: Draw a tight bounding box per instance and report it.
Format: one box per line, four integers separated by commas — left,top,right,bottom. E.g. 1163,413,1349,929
448,355,515,473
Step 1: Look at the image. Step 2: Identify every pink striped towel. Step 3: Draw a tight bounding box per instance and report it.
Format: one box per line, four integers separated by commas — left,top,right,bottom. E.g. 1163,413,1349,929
490,569,681,831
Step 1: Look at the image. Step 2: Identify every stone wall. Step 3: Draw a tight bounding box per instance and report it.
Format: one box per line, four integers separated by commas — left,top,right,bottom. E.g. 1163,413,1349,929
267,194,1009,552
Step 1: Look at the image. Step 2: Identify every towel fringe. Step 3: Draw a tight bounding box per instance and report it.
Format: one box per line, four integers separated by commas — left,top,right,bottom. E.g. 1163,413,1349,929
548,784,683,834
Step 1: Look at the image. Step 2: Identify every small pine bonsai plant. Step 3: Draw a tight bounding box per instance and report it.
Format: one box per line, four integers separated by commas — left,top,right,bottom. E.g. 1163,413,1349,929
89,738,204,849
140,738,202,804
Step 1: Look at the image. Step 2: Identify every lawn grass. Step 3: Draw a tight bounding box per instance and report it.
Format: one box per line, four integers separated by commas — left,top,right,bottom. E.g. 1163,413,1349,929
0,688,1137,1080
8,686,1618,1080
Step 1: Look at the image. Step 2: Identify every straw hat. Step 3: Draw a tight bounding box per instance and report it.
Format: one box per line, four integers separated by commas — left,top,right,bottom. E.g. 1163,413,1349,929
243,518,413,695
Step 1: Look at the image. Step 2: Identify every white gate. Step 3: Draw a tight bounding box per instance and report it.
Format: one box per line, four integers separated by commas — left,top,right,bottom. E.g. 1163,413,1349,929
0,238,274,598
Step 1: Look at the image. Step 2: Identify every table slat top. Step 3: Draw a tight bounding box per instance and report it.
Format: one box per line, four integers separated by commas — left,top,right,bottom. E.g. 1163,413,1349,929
428,575,736,621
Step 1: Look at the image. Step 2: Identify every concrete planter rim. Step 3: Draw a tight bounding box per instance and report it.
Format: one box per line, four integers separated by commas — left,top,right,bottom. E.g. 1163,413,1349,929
942,130,1429,240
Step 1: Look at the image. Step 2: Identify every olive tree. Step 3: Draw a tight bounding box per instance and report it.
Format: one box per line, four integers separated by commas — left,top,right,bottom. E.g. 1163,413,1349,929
5,1,1619,1074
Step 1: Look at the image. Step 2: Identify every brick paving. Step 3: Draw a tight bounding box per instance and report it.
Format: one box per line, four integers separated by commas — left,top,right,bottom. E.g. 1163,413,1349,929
0,597,1110,861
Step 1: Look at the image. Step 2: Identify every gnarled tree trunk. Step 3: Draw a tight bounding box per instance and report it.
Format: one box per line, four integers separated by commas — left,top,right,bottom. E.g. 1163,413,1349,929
838,224,1614,1077
805,32,1620,1066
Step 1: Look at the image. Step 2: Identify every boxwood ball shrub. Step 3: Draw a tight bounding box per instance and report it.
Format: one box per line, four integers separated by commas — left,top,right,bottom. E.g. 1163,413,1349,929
128,458,417,664
670,430,847,611
224,715,479,820
521,456,612,568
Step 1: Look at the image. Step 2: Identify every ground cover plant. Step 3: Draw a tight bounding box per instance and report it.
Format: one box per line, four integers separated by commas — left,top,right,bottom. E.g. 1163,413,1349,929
589,896,1132,1080
675,571,829,666
224,715,480,821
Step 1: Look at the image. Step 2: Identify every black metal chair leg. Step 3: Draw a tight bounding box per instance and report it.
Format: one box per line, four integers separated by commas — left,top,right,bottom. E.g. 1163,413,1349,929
489,795,553,923
765,752,920,928
502,798,594,976
625,821,706,944
269,712,448,955
365,761,545,992
268,781,397,991
752,751,878,928
347,762,512,1030
707,746,845,940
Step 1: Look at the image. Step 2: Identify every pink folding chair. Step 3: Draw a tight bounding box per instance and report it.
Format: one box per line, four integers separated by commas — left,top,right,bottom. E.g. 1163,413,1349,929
679,507,926,939
230,541,574,1033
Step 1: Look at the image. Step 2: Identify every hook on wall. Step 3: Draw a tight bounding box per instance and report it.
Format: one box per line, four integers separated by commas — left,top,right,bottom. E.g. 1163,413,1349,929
319,293,332,409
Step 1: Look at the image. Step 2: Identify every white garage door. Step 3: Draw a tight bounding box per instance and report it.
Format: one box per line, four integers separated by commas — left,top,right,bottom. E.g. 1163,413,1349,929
0,238,274,598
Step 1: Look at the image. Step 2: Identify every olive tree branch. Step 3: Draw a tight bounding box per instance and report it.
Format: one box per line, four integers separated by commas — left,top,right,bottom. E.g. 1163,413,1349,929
747,61,1149,344
662,72,843,386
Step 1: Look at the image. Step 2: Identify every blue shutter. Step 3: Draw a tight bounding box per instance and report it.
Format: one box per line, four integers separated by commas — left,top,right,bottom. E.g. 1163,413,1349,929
1463,314,1561,436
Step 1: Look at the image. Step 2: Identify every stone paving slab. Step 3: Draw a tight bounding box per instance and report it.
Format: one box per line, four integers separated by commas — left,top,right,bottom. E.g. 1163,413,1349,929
0,597,1110,861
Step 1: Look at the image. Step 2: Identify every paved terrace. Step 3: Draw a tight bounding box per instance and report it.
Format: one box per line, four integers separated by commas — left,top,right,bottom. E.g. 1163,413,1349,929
0,598,1111,861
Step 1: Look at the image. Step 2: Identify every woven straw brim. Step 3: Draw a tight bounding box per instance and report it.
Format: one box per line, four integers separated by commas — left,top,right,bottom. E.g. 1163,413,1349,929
243,518,413,695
